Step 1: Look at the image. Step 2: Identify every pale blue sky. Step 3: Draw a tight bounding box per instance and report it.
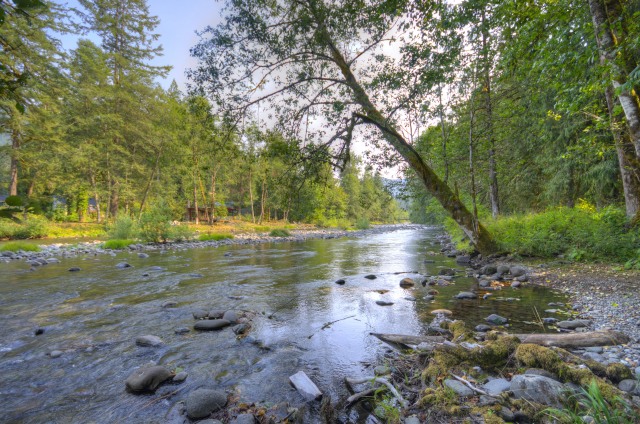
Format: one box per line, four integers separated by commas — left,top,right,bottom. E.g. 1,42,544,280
59,0,223,89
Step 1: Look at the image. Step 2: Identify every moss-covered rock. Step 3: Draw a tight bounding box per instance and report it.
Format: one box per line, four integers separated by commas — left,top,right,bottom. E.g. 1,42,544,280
606,362,633,383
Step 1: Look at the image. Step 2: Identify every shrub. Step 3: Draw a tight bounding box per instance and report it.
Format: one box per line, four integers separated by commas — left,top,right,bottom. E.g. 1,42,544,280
269,229,290,237
103,239,136,250
254,226,270,233
4,195,23,207
355,217,370,230
137,202,173,243
108,216,135,240
198,233,234,241
0,241,41,252
170,224,195,242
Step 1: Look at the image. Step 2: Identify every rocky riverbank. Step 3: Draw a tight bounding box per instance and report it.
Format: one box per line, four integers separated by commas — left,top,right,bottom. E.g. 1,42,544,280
0,223,423,266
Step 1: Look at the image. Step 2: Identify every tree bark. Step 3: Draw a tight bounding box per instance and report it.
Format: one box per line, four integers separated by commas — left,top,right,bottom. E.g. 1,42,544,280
589,0,640,157
9,129,20,196
320,27,496,253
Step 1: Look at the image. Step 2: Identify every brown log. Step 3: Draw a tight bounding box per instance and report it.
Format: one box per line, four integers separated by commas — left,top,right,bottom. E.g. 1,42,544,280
370,331,629,350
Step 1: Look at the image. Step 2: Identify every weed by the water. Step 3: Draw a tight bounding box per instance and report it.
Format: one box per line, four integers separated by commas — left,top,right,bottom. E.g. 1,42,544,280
254,226,271,233
198,233,234,241
0,241,41,252
103,239,135,250
269,229,290,237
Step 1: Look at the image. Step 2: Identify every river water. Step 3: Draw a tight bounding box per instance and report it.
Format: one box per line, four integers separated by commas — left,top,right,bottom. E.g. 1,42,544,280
0,226,567,423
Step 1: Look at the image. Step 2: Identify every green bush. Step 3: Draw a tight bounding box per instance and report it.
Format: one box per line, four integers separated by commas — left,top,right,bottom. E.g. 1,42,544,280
108,216,135,240
103,239,136,250
269,229,291,237
137,202,173,243
170,224,195,242
198,233,234,241
4,195,23,207
0,241,41,252
254,226,270,233
355,217,370,230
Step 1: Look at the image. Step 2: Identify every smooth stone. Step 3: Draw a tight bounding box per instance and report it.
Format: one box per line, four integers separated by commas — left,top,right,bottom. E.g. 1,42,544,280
444,379,474,397
135,335,164,347
481,265,497,275
194,319,231,331
438,268,456,276
478,279,491,288
405,416,421,424
185,388,228,419
482,293,492,300
557,319,590,329
511,281,522,288
478,395,499,406
222,310,238,323
116,262,131,269
192,309,208,320
173,371,188,383
585,346,604,354
524,368,559,381
423,295,435,301
618,379,640,395
475,324,492,332
208,310,224,319
542,317,558,324
404,296,417,301
496,265,510,275
510,374,565,407
50,350,63,358
375,300,394,306
455,291,477,299
431,309,452,316
456,255,471,264
68,267,81,272
289,370,323,401
583,352,605,362
510,266,527,277
232,323,250,335
482,378,511,396
161,301,178,308
125,366,173,393
335,279,346,285
399,277,415,287
138,253,149,258
229,414,255,424
175,327,190,334
485,314,508,325
364,274,377,280
515,275,529,282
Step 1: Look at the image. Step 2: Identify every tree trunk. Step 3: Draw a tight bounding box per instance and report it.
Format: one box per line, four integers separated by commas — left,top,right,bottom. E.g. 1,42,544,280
9,129,19,196
437,85,449,183
193,173,199,225
209,168,219,224
321,28,496,253
249,169,255,223
589,0,640,156
89,172,101,223
109,179,119,219
138,153,160,219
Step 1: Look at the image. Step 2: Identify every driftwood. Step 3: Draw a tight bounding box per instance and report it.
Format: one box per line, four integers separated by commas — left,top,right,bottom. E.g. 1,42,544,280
371,330,629,350
345,377,408,408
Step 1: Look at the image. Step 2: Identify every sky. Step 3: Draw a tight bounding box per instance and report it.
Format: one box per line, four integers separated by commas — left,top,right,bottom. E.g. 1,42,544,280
59,0,224,90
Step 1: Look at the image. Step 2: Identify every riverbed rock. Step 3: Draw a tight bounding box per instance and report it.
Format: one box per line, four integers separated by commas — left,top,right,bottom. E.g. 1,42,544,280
456,255,471,264
475,324,492,332
557,319,590,330
423,295,435,301
135,335,164,347
289,370,323,401
510,374,565,407
68,267,81,272
185,388,228,419
455,292,477,300
364,274,377,280
510,266,527,277
439,268,456,276
125,366,173,393
192,309,208,320
524,368,559,381
335,278,346,285
479,279,491,288
173,371,188,383
194,319,231,331
138,253,149,258
223,310,239,323
232,323,250,335
618,379,640,395
497,265,510,275
482,378,511,396
161,301,178,308
444,379,474,396
431,309,452,316
485,314,508,325
116,262,131,269
188,273,204,278
511,281,522,288
50,350,63,358
229,414,255,424
542,318,558,324
175,327,190,335
481,265,497,275
376,300,394,306
399,277,415,288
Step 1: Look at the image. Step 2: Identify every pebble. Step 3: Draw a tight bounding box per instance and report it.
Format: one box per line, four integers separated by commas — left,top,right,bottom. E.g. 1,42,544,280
375,300,394,306
173,371,188,383
485,314,508,325
444,379,474,396
50,350,63,358
175,327,190,334
116,262,131,269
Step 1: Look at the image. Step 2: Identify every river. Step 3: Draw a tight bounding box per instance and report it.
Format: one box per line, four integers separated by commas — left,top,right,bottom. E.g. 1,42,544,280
0,226,567,423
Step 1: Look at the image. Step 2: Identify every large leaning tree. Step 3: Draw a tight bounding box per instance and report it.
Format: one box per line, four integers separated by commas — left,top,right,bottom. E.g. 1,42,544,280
189,0,496,253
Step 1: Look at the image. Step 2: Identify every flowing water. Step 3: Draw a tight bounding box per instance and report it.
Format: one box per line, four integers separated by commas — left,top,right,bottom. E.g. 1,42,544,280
0,227,568,423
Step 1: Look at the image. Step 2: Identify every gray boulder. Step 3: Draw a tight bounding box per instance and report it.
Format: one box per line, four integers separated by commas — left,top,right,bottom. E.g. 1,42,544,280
456,255,471,264
194,319,231,331
475,324,492,332
557,320,590,330
185,388,227,419
482,378,511,396
135,335,164,347
496,265,510,275
524,368,559,381
510,374,566,407
125,366,173,393
485,314,508,325
455,292,477,300
116,262,131,269
223,310,238,323
510,266,527,277
481,265,497,275
444,379,474,397
618,379,640,395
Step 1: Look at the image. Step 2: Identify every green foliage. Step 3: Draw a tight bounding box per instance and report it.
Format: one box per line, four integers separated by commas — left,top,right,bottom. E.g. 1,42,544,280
355,217,370,230
198,233,234,241
486,203,638,261
269,229,290,237
0,241,41,252
103,239,135,249
545,380,640,424
108,216,135,240
5,195,23,207
169,224,194,242
254,226,270,233
372,394,402,424
137,202,173,243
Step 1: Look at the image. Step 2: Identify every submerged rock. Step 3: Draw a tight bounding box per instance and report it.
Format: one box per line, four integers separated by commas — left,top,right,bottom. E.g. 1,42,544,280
185,388,228,419
364,274,377,280
116,262,131,269
68,267,81,272
375,300,394,306
135,335,163,347
455,292,477,300
229,414,255,424
194,319,231,331
334,278,346,285
125,366,173,393
485,314,508,325
399,277,415,287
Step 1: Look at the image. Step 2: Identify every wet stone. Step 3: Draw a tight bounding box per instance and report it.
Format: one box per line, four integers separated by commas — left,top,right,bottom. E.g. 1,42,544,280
175,327,190,335
335,279,346,285
455,292,477,300
375,300,394,306
192,309,208,320
232,323,250,335
116,262,131,269
135,335,163,347
68,267,81,272
50,350,63,358
194,319,230,331
399,277,415,287
364,274,377,280
138,253,149,258
485,314,508,325
185,388,227,419
161,301,178,308
557,319,590,330
125,366,173,393
229,414,255,424
173,371,188,383
222,310,238,323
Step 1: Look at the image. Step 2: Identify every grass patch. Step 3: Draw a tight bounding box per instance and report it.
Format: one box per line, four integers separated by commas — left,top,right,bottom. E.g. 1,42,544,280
0,241,41,252
103,239,136,249
254,226,271,233
198,233,234,241
269,229,291,237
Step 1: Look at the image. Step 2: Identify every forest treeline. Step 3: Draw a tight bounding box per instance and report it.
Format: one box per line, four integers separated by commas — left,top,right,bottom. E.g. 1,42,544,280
0,0,403,228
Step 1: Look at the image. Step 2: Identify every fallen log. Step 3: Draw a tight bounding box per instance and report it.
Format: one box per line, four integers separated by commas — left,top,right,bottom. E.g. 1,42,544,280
370,330,629,349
